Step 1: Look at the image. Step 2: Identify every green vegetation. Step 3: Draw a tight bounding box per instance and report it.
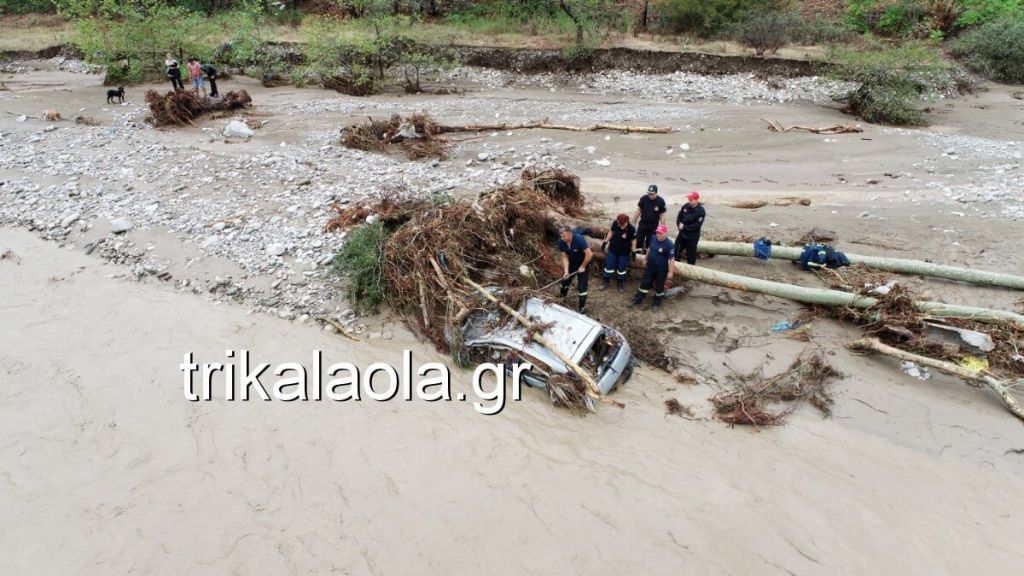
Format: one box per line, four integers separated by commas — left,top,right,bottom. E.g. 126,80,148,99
331,221,391,313
724,10,804,56
952,14,1024,82
831,42,955,125
654,0,781,36
0,0,56,15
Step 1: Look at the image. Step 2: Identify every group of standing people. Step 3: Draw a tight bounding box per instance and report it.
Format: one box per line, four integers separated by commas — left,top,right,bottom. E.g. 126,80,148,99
165,54,219,98
557,184,706,314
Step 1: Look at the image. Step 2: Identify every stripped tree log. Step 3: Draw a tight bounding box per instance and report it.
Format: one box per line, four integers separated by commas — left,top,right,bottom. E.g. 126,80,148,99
696,240,1024,290
849,338,1024,423
762,118,863,134
579,237,1024,327
438,118,671,134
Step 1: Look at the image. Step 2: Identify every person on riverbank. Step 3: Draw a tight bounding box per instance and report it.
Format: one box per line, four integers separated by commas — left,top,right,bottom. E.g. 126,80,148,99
558,226,593,314
186,58,206,97
633,184,666,253
631,224,674,312
201,61,219,98
165,57,183,91
674,191,706,265
600,213,636,292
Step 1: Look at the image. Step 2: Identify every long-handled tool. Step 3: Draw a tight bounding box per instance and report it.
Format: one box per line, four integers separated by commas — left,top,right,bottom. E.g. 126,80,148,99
538,270,579,291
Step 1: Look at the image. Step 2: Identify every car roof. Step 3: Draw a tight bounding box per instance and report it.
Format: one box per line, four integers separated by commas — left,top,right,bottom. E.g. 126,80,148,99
463,297,604,368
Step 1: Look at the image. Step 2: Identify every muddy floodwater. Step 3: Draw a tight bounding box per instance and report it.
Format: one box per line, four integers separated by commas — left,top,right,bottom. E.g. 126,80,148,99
2,59,1024,574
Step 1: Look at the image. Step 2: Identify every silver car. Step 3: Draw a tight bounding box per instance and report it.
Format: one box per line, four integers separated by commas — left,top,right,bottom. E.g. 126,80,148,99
462,297,634,395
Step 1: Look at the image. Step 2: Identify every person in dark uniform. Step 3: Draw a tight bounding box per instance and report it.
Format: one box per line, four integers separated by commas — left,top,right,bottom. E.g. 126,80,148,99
631,224,675,312
674,190,706,265
201,61,219,98
632,184,666,253
166,61,184,91
600,213,636,292
557,226,593,313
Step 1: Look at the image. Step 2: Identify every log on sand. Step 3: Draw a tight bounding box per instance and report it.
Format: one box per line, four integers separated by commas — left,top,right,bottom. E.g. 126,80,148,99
849,338,1024,423
696,240,1024,290
438,118,672,134
579,237,1024,328
762,118,863,134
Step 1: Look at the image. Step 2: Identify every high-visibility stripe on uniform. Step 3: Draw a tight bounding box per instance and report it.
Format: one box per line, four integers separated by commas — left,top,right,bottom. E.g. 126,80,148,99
655,291,665,297
604,268,615,274
616,270,627,275
638,288,649,294
578,291,588,296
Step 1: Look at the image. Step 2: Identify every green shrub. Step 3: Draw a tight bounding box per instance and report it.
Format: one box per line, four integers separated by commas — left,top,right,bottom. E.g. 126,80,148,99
0,0,55,14
957,0,1023,26
654,0,780,37
952,15,1024,83
793,17,859,44
832,43,954,125
724,11,803,55
331,221,391,314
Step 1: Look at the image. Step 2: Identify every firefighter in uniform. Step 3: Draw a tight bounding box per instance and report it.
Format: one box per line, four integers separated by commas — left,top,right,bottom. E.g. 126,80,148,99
557,226,593,313
631,224,674,312
632,184,666,253
600,213,636,292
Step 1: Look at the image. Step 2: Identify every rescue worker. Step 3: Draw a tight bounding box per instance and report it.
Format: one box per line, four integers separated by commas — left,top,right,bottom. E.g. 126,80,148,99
557,225,593,313
632,184,666,253
674,190,706,265
631,224,674,312
600,213,636,292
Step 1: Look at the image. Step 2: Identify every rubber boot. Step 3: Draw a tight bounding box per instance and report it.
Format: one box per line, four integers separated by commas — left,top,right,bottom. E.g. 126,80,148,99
651,296,663,312
630,292,644,307
617,279,625,292
578,295,588,314
559,285,569,299
599,278,610,291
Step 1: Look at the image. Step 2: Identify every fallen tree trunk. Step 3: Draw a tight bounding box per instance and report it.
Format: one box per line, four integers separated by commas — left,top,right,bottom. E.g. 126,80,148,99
580,238,1024,327
696,240,1024,290
848,338,1024,423
762,118,863,134
438,118,672,134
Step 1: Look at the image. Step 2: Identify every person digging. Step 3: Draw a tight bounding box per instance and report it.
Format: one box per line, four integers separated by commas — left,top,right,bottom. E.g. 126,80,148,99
600,213,636,292
557,226,594,314
632,184,666,253
631,224,674,312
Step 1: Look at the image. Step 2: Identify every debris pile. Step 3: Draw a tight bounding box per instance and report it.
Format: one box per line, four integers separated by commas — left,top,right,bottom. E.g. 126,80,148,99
340,112,447,160
711,353,840,426
144,89,252,127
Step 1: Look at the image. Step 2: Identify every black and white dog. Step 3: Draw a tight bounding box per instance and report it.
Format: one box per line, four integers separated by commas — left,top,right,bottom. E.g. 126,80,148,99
106,87,125,104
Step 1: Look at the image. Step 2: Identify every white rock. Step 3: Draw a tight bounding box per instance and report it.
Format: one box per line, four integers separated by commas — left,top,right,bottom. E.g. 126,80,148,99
266,243,286,256
594,158,611,167
109,217,133,234
477,152,490,161
679,143,690,151
16,115,27,122
585,146,598,154
223,120,254,139
60,213,80,228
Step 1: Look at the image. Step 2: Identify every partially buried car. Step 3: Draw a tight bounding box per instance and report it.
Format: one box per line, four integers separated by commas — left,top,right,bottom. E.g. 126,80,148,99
461,296,634,395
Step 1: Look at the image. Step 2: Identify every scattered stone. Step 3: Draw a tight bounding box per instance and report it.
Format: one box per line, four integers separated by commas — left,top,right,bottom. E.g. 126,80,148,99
109,218,134,234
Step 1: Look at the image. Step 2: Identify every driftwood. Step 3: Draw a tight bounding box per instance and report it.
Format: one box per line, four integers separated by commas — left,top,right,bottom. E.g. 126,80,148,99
763,118,863,134
849,338,1024,423
462,276,623,411
437,118,672,134
696,241,1024,290
729,197,812,209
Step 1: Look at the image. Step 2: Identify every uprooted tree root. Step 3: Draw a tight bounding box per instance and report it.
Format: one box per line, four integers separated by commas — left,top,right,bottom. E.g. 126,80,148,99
711,353,840,427
340,112,447,160
144,89,252,127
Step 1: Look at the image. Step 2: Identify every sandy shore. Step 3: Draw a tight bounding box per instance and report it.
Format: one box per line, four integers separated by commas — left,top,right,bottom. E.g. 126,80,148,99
3,59,1024,574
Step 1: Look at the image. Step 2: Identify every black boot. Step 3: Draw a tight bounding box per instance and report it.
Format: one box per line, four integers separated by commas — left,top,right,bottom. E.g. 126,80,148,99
630,292,644,307
599,278,610,291
617,279,625,292
651,296,662,312
578,295,588,314
559,285,569,299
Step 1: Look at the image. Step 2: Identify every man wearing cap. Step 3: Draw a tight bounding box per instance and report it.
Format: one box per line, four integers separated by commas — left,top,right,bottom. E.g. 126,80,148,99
557,226,594,313
632,184,666,253
631,224,675,312
675,190,706,266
